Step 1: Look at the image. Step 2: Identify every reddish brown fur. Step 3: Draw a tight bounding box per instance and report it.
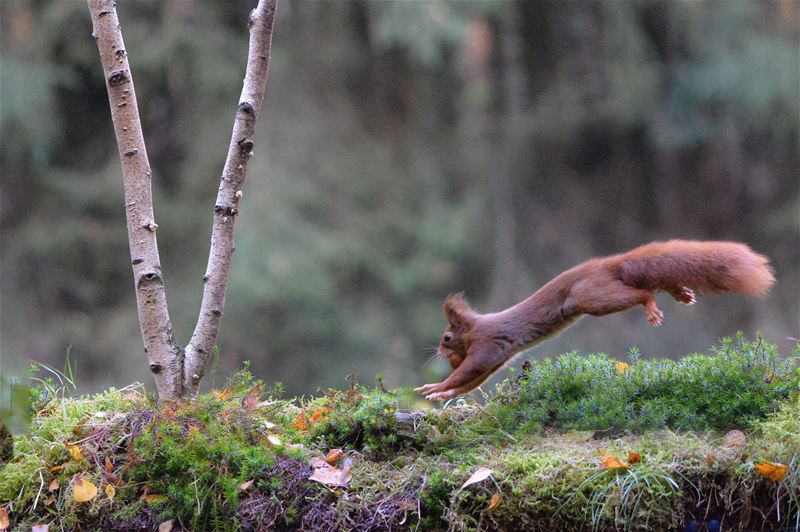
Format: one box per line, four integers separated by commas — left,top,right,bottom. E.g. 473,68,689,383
416,240,775,401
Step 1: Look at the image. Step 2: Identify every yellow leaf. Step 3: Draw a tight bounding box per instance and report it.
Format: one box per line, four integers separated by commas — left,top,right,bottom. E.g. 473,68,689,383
73,477,98,503
598,455,628,470
0,507,9,531
615,361,629,375
487,491,502,511
67,443,84,461
754,461,788,481
105,484,116,500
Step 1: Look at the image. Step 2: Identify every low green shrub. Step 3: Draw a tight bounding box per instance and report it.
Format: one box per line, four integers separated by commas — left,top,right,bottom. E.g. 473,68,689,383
481,333,799,435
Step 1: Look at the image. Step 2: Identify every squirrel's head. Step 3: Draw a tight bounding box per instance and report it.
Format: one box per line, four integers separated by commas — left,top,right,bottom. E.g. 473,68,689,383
438,293,477,369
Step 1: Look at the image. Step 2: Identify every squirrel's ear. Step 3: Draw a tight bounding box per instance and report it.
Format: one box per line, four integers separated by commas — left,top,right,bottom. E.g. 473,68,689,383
443,293,476,329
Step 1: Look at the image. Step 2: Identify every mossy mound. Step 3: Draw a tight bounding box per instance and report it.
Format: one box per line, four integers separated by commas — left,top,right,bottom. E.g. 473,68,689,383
1,336,798,531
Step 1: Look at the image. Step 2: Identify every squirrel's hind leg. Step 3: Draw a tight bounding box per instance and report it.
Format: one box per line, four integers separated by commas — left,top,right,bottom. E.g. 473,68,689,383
572,280,664,326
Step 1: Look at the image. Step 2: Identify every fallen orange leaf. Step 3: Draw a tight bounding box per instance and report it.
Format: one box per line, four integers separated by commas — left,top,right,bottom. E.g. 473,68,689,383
627,452,642,465
309,407,330,423
487,491,502,511
72,416,90,435
754,461,788,481
215,388,231,401
597,449,607,456
598,455,628,470
105,456,114,474
51,464,64,472
73,477,97,503
0,507,9,531
325,449,344,465
292,412,309,431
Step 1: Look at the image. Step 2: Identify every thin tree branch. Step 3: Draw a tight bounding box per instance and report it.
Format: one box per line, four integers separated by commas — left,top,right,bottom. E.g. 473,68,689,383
87,0,184,399
184,0,278,395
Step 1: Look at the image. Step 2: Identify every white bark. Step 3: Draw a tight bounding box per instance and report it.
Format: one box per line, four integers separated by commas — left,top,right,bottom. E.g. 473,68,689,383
88,0,183,399
88,0,278,400
184,0,278,396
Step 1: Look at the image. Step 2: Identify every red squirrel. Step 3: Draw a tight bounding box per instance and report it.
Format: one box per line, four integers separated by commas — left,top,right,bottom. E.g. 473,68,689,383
416,240,775,401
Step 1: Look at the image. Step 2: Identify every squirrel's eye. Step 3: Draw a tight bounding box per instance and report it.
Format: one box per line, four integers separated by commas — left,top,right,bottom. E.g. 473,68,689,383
443,332,453,343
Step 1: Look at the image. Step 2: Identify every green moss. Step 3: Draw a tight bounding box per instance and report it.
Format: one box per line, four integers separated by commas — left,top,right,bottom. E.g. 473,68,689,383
2,336,797,530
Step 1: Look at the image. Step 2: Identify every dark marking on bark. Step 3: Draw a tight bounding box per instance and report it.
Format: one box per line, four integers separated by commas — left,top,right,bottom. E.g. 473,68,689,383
132,258,144,265
238,101,254,115
114,48,126,59
137,270,162,289
203,274,210,282
149,362,162,374
108,70,129,87
124,149,138,157
214,205,239,216
238,137,254,154
98,11,110,17
212,309,222,317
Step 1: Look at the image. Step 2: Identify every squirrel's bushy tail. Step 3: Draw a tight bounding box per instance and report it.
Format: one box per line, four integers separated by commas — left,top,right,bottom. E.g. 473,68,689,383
618,240,775,297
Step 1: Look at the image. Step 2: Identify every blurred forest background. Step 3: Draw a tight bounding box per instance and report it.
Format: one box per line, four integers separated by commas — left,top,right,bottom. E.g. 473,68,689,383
1,0,798,397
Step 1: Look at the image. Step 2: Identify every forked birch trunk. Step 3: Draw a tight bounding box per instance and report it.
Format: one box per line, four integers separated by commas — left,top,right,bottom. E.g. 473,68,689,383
87,0,278,400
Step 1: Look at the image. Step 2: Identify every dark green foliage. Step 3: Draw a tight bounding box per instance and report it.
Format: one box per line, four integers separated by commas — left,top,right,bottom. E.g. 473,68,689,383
483,334,799,435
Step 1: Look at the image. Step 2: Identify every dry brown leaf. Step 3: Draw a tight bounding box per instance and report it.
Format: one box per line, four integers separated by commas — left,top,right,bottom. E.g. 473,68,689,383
158,520,174,532
325,449,345,465
627,452,642,465
49,478,60,492
240,479,254,492
598,455,628,470
72,416,90,435
105,484,116,500
73,477,98,503
706,451,718,464
215,388,231,401
145,494,167,504
309,464,353,487
105,455,113,474
67,443,84,461
724,430,747,448
0,507,9,531
461,467,493,489
487,491,502,511
32,524,49,532
242,385,262,409
754,461,788,481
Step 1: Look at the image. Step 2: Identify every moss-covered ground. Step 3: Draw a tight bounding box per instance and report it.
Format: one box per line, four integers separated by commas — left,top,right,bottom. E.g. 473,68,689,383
1,335,798,531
